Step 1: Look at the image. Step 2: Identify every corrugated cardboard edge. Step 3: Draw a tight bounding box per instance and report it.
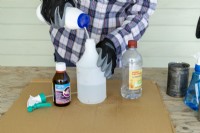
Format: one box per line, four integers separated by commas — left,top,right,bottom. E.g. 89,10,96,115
152,81,176,133
30,78,176,133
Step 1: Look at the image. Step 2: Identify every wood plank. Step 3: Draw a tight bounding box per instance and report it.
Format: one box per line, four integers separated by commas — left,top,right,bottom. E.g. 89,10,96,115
0,25,197,42
0,8,199,26
150,9,200,26
0,40,199,58
157,0,200,9
142,57,194,68
141,25,197,42
0,55,194,68
138,42,200,57
0,0,39,8
0,55,55,66
0,41,197,68
0,25,50,40
0,41,197,67
0,8,42,24
1,0,200,9
0,40,54,55
0,0,199,67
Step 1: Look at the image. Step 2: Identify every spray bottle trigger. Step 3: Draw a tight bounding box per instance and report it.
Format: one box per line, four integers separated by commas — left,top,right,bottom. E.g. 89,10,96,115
27,93,52,112
27,103,52,112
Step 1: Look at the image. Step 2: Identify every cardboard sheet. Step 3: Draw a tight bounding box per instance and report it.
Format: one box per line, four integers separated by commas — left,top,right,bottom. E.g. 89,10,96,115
0,79,175,133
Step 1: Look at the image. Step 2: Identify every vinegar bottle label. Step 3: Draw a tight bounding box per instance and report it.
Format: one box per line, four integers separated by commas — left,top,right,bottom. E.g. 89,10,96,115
129,59,142,90
54,83,71,104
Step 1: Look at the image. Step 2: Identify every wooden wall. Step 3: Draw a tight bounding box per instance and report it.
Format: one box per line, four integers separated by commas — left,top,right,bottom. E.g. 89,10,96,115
140,0,200,67
0,0,200,67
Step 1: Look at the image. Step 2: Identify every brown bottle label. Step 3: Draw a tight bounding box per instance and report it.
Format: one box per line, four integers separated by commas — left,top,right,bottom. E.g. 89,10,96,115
54,83,71,104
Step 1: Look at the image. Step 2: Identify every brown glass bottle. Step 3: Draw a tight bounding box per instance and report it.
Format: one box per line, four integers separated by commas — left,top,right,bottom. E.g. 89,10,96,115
52,62,71,107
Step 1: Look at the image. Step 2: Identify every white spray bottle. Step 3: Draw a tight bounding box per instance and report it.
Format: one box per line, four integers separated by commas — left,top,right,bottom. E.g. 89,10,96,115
76,39,106,104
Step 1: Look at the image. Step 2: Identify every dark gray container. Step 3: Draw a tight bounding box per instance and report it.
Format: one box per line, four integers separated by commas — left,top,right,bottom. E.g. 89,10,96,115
167,62,190,97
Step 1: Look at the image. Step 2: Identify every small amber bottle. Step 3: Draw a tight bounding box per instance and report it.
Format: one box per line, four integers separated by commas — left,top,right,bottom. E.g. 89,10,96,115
52,62,71,106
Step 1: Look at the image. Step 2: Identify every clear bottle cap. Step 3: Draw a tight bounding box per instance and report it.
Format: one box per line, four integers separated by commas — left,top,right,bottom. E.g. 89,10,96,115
56,62,66,71
128,40,137,48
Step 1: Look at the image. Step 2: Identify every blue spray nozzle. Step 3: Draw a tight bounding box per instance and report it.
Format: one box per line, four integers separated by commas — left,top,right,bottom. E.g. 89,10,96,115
27,103,52,112
78,13,90,28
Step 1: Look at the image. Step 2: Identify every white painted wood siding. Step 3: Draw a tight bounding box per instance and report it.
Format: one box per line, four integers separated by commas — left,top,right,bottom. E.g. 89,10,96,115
0,0,200,67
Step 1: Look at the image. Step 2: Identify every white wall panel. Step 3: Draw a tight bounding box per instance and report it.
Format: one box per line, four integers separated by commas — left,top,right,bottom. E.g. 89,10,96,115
0,0,200,67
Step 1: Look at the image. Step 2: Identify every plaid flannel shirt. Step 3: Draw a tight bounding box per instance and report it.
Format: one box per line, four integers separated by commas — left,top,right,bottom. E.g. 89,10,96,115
50,0,157,66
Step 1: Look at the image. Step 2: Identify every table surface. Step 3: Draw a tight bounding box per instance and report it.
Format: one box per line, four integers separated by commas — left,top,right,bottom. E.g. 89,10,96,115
0,67,199,133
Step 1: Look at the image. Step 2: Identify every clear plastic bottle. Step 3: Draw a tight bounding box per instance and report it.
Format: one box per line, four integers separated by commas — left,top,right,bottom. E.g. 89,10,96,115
76,39,106,104
184,62,200,111
121,40,143,99
52,62,71,106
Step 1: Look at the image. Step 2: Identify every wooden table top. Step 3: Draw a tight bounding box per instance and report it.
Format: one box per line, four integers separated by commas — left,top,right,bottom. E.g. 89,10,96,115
0,67,199,133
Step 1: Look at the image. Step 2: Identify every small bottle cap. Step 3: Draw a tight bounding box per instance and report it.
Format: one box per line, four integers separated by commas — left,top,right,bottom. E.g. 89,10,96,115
56,62,66,72
128,40,137,48
78,13,90,28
